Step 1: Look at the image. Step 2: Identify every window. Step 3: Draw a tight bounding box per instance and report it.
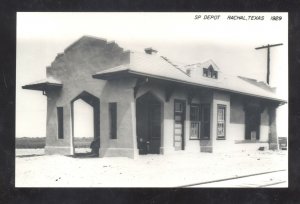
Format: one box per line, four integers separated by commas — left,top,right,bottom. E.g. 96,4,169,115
109,103,117,139
203,66,218,79
57,107,64,139
217,105,226,139
189,104,212,140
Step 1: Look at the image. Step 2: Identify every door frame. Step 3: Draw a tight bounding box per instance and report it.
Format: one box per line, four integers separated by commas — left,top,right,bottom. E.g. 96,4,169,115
136,91,163,155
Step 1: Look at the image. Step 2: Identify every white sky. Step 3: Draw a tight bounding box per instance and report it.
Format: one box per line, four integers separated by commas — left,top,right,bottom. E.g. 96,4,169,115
16,12,288,138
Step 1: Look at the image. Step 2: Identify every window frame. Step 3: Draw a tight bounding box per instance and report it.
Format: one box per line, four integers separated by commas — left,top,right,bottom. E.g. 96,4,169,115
217,104,226,140
203,66,218,79
109,102,117,139
189,104,201,140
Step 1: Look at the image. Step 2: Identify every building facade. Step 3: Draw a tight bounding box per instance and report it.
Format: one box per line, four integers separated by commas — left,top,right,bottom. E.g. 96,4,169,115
23,36,286,158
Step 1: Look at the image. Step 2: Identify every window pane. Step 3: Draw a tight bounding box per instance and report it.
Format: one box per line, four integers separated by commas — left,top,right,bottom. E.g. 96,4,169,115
190,122,200,139
190,105,200,121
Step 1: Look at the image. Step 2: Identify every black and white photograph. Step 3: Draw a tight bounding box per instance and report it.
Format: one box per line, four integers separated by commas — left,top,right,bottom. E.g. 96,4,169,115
16,12,288,188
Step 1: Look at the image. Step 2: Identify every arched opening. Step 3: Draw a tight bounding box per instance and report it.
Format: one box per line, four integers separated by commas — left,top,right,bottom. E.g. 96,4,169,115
71,91,100,157
73,99,94,153
136,92,162,155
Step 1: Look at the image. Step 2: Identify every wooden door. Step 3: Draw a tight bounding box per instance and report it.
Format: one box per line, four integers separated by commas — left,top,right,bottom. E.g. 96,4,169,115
136,92,161,155
174,100,186,150
148,103,161,154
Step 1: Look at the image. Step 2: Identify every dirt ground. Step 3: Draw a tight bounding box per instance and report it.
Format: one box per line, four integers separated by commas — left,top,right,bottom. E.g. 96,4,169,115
15,148,288,187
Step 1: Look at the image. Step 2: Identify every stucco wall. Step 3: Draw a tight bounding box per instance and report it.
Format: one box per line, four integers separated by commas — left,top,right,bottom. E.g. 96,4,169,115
225,95,270,152
99,78,138,158
44,37,133,156
45,90,74,155
229,96,245,142
260,108,269,142
211,91,232,153
211,93,271,153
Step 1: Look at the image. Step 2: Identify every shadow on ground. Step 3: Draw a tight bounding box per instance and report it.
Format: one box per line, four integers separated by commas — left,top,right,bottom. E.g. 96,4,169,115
16,154,45,158
68,152,99,159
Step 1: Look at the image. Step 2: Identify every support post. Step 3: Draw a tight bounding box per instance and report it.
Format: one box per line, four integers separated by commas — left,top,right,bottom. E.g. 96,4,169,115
268,105,278,150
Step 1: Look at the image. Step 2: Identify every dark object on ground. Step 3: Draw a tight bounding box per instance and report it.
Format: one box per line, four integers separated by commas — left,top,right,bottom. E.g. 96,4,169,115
258,147,265,151
90,137,100,156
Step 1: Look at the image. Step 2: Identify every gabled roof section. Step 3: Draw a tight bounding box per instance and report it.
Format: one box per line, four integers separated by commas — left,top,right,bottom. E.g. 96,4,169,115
93,51,191,80
22,77,62,91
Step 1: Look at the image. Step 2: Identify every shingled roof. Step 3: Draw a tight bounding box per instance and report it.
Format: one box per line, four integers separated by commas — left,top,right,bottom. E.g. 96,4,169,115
93,51,285,103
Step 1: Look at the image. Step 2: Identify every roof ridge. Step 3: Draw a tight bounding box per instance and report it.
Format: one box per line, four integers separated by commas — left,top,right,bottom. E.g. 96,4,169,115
160,56,190,77
185,59,220,70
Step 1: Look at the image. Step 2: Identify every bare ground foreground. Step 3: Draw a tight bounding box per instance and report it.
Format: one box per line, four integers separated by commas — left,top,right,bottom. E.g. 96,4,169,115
15,148,288,187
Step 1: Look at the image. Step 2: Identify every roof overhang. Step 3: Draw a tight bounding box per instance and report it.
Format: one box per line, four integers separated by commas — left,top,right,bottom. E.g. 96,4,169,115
92,70,130,80
93,69,287,105
22,79,62,91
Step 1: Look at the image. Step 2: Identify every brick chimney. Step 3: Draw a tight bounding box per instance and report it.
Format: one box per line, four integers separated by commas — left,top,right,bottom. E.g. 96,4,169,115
144,47,158,55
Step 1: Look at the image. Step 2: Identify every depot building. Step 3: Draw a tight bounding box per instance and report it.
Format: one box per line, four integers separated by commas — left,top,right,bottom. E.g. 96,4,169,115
23,36,286,158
